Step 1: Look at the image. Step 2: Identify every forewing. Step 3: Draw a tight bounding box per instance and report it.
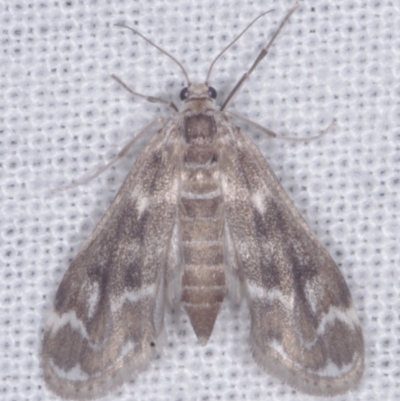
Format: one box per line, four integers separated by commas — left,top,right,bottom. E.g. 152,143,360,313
42,124,182,400
219,124,364,396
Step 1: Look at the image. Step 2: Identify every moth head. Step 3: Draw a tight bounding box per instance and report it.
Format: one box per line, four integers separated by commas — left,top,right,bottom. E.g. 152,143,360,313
180,83,217,101
180,83,217,111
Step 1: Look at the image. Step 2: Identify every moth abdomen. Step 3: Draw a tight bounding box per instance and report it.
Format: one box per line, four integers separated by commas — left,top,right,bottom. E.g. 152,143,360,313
179,112,227,343
181,261,226,343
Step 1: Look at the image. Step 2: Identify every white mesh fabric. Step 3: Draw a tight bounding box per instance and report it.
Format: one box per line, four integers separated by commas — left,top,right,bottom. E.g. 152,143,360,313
1,0,399,400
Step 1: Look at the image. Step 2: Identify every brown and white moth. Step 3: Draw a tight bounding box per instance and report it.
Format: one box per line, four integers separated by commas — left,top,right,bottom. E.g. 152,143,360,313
42,4,364,400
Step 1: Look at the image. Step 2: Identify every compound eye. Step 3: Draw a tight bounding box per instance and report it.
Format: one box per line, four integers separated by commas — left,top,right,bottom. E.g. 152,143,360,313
208,86,217,99
180,87,189,100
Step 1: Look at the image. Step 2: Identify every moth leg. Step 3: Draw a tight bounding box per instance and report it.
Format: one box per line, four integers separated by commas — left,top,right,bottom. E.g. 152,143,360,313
52,117,164,193
221,3,299,111
227,111,336,142
112,74,179,112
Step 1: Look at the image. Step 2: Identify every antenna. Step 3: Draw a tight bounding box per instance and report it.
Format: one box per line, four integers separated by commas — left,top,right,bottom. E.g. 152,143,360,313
115,24,191,85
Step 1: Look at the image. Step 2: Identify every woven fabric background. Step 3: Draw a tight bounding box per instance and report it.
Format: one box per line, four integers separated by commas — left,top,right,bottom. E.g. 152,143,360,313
1,0,399,400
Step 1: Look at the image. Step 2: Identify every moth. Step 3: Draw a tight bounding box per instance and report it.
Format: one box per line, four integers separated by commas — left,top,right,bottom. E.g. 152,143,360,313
42,4,364,400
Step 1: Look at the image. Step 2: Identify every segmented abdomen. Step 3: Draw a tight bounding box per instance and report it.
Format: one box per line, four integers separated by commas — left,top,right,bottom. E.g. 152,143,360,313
179,113,226,343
